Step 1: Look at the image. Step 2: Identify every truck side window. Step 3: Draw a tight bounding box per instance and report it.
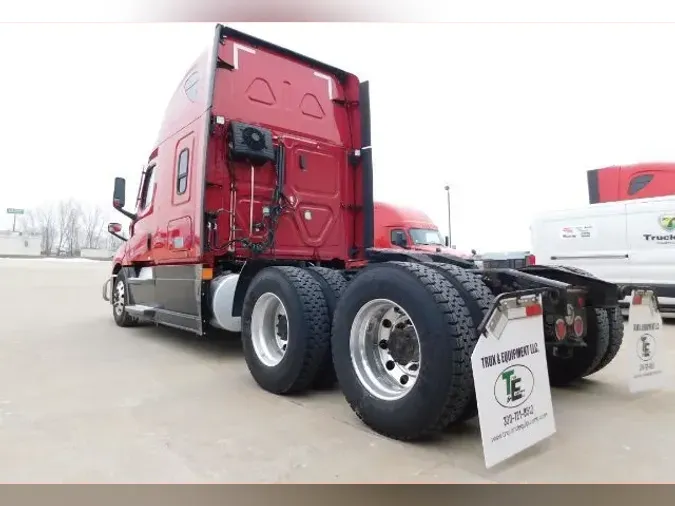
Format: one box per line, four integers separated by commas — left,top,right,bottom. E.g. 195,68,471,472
390,229,407,247
176,148,189,195
139,166,156,211
628,174,654,196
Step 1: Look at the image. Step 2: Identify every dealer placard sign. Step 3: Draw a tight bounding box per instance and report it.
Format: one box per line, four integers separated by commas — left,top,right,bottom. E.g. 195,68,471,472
471,295,556,469
627,289,666,393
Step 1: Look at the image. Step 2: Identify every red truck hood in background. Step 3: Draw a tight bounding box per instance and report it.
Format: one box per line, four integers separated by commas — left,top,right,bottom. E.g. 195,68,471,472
413,244,473,259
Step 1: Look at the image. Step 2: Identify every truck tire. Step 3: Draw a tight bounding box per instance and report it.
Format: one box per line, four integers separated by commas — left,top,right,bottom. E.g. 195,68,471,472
331,261,476,441
241,266,331,395
585,306,624,376
305,266,349,390
111,270,140,328
546,308,610,387
552,264,625,377
424,262,495,424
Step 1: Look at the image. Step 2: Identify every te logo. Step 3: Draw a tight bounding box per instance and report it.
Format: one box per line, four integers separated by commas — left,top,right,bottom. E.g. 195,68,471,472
637,333,656,362
502,369,523,403
493,364,534,408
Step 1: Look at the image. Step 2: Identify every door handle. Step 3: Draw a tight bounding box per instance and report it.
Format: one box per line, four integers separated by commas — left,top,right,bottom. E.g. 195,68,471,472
147,233,152,250
551,254,629,260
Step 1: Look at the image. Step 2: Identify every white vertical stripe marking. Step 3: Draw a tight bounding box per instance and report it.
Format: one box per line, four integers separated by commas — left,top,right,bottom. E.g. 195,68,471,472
313,71,334,100
233,43,256,70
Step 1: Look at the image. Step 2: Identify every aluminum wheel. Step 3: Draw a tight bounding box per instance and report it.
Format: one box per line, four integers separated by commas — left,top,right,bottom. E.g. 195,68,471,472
250,292,290,367
349,298,421,401
113,279,126,317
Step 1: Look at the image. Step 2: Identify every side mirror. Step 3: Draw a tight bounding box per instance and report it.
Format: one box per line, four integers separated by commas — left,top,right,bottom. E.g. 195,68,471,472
444,236,449,247
471,248,477,256
107,222,127,242
393,231,408,248
108,223,123,234
112,177,137,221
113,177,126,209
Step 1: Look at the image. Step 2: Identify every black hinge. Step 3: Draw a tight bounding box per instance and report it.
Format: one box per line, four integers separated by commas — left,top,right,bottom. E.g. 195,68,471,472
348,149,361,168
208,113,229,135
341,203,363,212
332,99,359,108
217,57,234,71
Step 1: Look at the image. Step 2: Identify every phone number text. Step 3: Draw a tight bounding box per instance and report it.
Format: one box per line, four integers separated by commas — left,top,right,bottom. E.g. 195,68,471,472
503,405,535,427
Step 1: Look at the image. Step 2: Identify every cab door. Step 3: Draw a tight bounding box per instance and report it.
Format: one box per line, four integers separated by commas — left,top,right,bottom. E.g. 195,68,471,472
128,164,158,263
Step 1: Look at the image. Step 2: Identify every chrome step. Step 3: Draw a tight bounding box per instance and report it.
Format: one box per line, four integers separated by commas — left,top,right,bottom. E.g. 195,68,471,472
125,305,157,318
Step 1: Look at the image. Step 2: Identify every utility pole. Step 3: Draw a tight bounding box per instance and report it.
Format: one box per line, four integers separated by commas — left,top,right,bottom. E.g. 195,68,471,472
444,185,452,248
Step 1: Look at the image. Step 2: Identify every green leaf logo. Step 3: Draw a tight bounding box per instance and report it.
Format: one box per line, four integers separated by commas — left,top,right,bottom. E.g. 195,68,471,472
659,215,675,231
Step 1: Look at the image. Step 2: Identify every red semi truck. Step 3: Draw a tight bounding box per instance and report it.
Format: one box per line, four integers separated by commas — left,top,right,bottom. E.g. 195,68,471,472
103,24,632,441
481,162,675,268
373,201,473,259
587,162,675,204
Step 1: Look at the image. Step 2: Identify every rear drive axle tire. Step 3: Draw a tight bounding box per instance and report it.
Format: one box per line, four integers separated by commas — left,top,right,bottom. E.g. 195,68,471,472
585,306,624,376
305,266,349,390
111,271,140,328
546,308,610,387
331,261,476,441
241,266,331,395
425,262,495,425
551,265,625,378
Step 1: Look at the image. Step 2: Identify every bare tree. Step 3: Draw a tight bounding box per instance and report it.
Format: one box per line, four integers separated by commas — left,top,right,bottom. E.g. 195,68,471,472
105,233,125,253
22,205,57,255
80,203,106,249
21,210,38,234
19,199,121,257
66,204,81,255
55,199,82,256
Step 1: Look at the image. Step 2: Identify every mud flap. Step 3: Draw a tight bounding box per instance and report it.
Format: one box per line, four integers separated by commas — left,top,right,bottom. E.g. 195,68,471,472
627,289,666,393
471,291,556,469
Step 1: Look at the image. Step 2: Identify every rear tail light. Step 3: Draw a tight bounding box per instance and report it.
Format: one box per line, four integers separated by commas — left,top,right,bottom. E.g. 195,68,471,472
525,303,543,317
573,316,584,337
554,319,566,340
525,254,536,266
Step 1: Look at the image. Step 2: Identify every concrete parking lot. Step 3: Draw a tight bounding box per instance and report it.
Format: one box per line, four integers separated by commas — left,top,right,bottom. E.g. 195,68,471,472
0,257,673,483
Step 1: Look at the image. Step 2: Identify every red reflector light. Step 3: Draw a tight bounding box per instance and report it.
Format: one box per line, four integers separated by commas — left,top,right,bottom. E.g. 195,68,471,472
577,296,585,307
525,303,543,317
573,315,584,337
633,294,643,305
554,319,566,340
525,254,536,266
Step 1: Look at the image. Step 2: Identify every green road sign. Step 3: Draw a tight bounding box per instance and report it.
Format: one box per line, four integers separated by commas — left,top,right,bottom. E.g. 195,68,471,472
6,208,24,215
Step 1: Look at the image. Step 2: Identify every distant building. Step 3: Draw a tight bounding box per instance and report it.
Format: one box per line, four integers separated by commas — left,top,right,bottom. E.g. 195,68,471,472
0,230,43,257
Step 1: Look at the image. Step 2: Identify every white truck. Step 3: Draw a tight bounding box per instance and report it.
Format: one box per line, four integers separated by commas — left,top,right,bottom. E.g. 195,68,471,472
530,195,675,313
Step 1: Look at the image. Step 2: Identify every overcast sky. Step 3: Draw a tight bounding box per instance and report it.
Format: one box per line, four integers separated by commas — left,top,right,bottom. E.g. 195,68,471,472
2,22,675,251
